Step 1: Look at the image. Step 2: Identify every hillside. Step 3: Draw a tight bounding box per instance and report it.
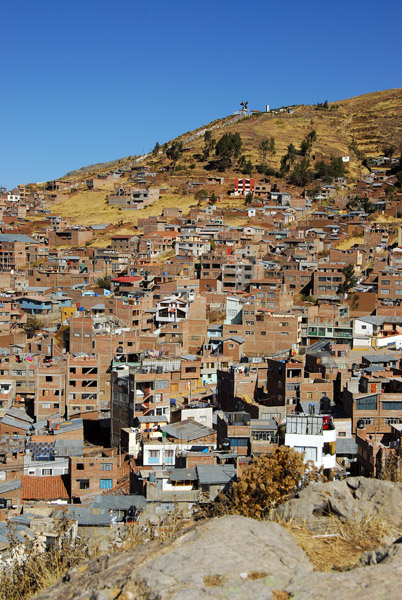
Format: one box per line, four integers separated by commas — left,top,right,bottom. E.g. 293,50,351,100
49,87,402,229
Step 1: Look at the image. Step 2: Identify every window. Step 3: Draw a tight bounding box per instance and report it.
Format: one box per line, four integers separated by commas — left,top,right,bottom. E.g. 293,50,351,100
42,469,53,476
386,418,401,425
252,431,273,441
383,401,402,411
356,395,377,411
99,479,113,490
294,446,317,462
78,479,89,489
76,463,84,470
100,463,113,471
155,380,169,389
165,450,174,463
230,438,248,447
338,432,346,437
149,450,160,458
360,418,374,425
261,331,266,336
46,376,53,382
42,403,51,409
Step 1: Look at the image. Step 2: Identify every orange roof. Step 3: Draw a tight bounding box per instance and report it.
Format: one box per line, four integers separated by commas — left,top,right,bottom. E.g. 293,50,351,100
21,475,69,501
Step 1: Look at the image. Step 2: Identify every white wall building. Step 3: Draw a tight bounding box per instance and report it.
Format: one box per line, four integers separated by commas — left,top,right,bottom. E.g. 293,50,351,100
285,413,336,472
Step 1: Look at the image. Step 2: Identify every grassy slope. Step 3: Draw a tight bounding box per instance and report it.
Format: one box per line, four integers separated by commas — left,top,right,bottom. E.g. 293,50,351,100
50,88,402,232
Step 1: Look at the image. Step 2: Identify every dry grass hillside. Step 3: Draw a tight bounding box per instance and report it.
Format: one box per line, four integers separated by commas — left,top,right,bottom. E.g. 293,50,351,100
49,88,402,230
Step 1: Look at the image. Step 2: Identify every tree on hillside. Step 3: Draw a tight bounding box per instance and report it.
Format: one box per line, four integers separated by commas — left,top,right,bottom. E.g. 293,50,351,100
152,142,160,156
209,447,322,520
215,132,242,170
314,157,345,182
259,137,275,171
300,130,317,156
362,197,376,214
244,191,253,206
96,276,111,290
383,144,396,158
194,189,208,206
289,157,313,187
239,155,253,176
280,143,297,176
166,141,183,164
209,192,218,205
202,130,216,161
259,139,270,170
337,264,357,296
23,316,43,338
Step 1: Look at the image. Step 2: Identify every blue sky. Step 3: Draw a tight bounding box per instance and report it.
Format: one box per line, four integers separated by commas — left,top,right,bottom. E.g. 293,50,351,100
1,0,401,189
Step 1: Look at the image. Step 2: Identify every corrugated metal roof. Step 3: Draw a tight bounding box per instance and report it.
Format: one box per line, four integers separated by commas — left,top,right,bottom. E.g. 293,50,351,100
162,419,214,441
137,415,169,423
336,438,358,455
92,495,146,510
168,468,196,482
362,354,397,364
0,234,38,244
0,478,22,494
1,415,31,431
196,465,236,485
54,439,84,457
6,407,33,423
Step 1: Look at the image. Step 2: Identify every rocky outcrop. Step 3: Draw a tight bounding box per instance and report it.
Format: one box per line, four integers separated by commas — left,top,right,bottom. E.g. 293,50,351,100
277,476,402,527
35,479,402,600
36,515,312,600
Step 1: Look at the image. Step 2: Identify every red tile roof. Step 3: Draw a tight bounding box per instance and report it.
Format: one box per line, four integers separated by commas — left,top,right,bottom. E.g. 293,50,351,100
21,475,69,501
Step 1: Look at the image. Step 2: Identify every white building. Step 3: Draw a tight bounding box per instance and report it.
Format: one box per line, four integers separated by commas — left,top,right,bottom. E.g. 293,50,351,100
155,296,189,325
285,413,336,473
353,316,376,349
224,296,244,325
24,457,69,477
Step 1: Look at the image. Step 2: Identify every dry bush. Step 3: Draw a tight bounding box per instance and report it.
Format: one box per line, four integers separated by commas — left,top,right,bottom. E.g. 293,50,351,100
278,511,399,572
202,447,322,520
206,309,225,324
0,535,88,600
379,450,402,482
0,512,189,600
114,511,190,552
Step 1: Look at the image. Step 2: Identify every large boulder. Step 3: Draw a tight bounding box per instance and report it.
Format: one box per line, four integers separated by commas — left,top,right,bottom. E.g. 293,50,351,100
277,477,402,529
35,515,313,600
